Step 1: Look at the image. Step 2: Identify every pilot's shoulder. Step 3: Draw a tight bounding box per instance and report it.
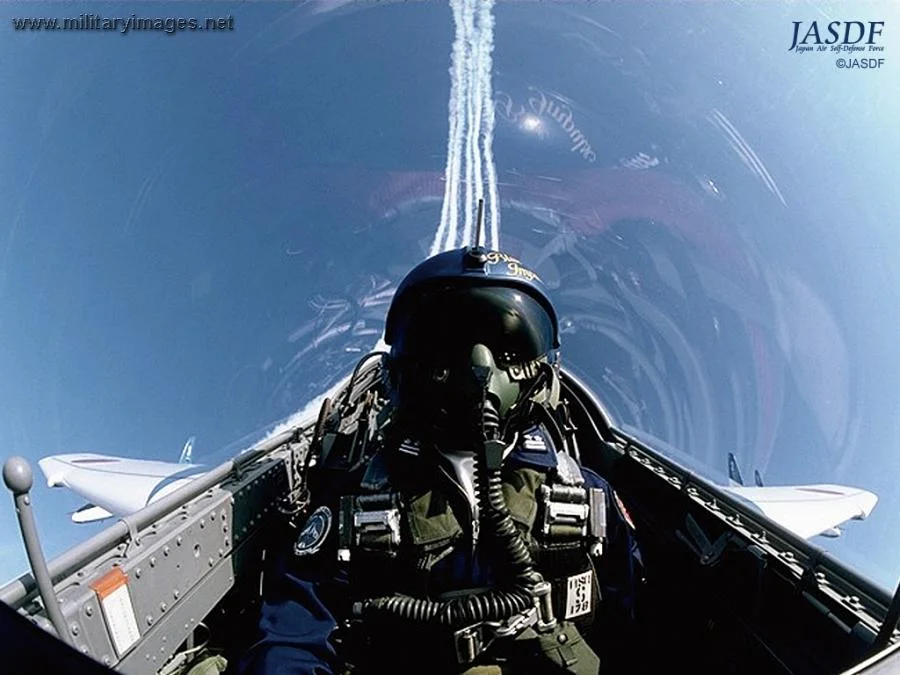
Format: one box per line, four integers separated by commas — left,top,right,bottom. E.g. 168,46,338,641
509,425,617,494
510,425,603,479
508,425,557,471
579,465,611,490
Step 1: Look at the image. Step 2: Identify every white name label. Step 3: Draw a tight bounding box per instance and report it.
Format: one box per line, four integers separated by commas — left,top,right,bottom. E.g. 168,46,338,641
92,568,141,656
565,570,593,619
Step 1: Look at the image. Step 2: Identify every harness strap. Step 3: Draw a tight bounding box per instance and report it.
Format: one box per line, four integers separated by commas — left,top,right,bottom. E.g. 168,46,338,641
338,492,402,562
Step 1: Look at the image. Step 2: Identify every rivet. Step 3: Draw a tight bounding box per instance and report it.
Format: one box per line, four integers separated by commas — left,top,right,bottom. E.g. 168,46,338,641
173,589,180,599
218,548,224,558
135,568,142,579
176,536,183,546
103,656,111,665
558,632,568,644
146,615,154,626
85,605,93,617
163,546,170,557
208,557,214,567
149,557,157,568
160,602,167,612
71,624,80,636
199,519,205,529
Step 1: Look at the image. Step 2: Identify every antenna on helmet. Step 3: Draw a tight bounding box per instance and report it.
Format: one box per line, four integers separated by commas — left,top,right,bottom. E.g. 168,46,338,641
474,198,485,249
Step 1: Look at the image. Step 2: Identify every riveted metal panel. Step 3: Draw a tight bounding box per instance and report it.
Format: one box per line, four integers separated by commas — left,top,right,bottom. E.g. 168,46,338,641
45,452,291,672
117,557,235,675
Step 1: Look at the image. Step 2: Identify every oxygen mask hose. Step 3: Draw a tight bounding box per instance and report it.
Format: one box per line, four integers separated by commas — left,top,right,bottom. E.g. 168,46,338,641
475,400,542,587
360,346,553,631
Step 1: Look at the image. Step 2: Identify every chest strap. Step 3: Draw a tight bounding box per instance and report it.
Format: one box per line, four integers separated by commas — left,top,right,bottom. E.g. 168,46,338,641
539,484,607,555
338,492,402,562
336,476,608,561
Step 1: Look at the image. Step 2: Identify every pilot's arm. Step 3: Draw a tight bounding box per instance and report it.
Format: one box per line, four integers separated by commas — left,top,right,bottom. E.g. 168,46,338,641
580,465,644,668
238,541,341,675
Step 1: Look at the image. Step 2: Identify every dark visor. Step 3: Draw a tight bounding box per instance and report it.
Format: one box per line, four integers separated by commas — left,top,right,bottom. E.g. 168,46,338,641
392,285,556,367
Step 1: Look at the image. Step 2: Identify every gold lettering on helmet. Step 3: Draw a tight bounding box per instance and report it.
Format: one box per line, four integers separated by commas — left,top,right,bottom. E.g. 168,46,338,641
485,250,541,282
507,260,540,282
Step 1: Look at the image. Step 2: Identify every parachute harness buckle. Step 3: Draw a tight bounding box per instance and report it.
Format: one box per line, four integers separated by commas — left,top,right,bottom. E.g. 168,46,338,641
453,606,539,664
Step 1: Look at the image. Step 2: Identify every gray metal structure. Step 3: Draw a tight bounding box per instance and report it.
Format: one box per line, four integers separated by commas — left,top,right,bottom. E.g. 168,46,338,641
0,420,313,674
3,456,72,645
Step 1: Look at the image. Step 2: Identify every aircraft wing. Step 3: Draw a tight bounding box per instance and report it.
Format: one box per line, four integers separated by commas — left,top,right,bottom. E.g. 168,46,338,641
38,453,208,520
621,427,879,542
722,484,878,540
71,503,114,524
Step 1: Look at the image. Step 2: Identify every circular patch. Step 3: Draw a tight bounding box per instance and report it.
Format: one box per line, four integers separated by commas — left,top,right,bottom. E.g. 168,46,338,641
293,505,333,557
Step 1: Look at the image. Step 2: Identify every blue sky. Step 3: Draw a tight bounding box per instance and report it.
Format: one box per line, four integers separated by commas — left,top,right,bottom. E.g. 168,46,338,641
1,1,900,594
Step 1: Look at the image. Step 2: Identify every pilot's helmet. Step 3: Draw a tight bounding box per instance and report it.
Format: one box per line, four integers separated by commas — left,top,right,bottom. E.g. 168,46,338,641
384,246,560,443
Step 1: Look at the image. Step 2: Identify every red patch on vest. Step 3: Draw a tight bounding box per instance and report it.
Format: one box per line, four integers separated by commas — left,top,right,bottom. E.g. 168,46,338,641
614,492,636,530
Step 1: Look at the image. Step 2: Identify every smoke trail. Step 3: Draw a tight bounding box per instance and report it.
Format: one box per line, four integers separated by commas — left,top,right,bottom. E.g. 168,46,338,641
469,0,488,247
477,0,499,249
443,0,471,252
432,0,500,255
461,0,475,247
431,0,466,256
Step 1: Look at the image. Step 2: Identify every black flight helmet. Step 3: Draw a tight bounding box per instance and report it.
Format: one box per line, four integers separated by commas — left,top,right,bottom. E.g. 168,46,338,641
384,246,560,445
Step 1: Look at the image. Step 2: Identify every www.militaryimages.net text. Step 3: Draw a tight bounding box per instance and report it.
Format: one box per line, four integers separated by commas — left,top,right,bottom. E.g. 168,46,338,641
11,14,235,35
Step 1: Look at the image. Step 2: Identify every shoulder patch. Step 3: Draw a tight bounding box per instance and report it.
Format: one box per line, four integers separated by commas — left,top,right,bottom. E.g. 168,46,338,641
521,430,548,452
613,491,636,531
294,505,333,557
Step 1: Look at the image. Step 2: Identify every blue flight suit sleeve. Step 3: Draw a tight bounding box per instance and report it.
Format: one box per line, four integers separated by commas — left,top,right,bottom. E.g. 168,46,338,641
580,466,643,622
238,543,340,675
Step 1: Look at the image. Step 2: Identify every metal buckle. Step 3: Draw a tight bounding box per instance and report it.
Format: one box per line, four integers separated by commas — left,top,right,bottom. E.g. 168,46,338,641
540,484,589,538
588,487,607,555
354,508,401,547
338,493,402,562
498,606,538,638
453,607,539,664
453,623,487,664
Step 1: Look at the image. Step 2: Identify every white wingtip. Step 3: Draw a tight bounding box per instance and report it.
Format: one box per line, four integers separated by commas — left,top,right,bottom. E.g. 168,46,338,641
71,504,114,524
37,457,65,488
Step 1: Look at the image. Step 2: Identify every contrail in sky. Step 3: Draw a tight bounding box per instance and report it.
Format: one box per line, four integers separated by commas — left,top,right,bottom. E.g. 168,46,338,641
430,0,499,255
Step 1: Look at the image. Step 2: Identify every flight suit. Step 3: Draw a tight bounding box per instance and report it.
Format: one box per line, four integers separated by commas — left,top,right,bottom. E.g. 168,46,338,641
239,426,642,674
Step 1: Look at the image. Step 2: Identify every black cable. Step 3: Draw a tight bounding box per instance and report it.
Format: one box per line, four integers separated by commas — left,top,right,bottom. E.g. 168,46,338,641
358,398,542,629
